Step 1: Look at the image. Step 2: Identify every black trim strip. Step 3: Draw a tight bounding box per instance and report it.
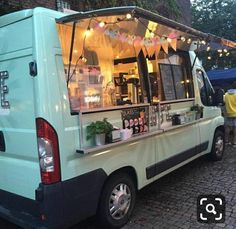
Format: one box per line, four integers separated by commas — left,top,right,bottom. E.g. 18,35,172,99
146,141,209,179
0,131,6,152
0,169,107,228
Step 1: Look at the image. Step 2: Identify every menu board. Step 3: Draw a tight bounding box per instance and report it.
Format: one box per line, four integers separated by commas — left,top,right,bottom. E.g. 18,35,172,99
172,65,185,99
121,106,149,134
159,64,176,101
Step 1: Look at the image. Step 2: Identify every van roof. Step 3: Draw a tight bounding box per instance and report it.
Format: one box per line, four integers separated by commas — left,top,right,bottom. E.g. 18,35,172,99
0,9,33,27
0,7,65,28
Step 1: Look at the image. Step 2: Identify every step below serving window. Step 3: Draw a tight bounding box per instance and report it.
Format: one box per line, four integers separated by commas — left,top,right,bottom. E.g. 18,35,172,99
57,14,194,111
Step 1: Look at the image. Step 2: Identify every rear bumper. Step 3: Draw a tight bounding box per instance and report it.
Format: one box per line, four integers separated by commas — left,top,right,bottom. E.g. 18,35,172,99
0,169,107,228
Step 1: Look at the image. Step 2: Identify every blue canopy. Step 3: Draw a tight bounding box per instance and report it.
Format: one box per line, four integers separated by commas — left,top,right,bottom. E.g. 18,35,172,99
207,68,236,90
207,68,236,81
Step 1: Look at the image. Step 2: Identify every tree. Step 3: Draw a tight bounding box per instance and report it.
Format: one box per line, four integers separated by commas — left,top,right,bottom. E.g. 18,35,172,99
191,0,236,70
76,0,181,21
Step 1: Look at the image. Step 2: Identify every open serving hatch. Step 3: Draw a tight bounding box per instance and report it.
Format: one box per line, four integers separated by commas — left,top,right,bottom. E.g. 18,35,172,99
56,6,236,110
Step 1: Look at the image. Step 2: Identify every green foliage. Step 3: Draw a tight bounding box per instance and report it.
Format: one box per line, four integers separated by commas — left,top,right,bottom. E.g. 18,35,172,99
79,0,180,20
86,118,113,140
192,0,236,40
190,104,204,113
191,0,236,70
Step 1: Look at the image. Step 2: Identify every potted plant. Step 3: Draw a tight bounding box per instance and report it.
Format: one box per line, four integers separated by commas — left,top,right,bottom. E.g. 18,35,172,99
190,104,204,120
86,118,113,146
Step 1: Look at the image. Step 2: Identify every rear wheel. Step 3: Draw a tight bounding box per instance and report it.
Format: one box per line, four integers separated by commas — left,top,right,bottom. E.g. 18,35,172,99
209,130,225,161
97,173,136,229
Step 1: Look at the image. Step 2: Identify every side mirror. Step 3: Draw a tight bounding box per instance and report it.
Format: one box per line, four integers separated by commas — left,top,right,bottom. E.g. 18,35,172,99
213,88,224,106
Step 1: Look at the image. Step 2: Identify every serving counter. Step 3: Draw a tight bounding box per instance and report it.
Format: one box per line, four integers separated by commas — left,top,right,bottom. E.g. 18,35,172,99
75,98,203,154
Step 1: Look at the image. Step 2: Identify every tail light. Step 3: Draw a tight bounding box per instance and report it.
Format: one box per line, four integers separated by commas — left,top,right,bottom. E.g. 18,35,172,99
36,118,61,184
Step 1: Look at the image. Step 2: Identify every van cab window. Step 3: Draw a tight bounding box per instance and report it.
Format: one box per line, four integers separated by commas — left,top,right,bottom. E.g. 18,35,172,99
196,69,214,106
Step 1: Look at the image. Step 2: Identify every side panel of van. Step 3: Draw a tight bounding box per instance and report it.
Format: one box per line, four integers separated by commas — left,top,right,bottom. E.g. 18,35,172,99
0,16,40,199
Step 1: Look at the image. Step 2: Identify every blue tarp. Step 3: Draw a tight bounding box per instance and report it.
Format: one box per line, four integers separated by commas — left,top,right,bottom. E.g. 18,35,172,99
207,68,236,81
207,68,236,90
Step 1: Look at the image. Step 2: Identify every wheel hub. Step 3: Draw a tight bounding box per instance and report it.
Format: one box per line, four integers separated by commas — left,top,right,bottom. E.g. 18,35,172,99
215,136,224,156
109,183,131,220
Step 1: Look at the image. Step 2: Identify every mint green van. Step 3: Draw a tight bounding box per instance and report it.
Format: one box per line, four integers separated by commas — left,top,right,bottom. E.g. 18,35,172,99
0,6,229,229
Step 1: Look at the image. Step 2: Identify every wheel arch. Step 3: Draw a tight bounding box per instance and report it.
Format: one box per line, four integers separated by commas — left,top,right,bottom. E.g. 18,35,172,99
104,166,138,191
215,125,225,134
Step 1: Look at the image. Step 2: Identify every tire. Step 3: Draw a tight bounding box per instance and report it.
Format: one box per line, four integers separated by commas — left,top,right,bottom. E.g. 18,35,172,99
97,172,136,229
209,130,225,161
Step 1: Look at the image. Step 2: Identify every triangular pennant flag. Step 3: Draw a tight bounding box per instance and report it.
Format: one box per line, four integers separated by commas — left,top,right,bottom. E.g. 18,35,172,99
147,46,156,57
169,38,177,51
134,45,142,55
161,42,169,54
155,44,161,57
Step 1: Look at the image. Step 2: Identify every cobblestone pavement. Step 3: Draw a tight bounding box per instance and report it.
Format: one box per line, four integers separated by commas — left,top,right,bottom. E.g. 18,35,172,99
1,146,236,229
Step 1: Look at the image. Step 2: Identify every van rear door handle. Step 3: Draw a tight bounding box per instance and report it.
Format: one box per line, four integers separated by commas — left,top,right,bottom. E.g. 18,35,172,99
0,131,6,152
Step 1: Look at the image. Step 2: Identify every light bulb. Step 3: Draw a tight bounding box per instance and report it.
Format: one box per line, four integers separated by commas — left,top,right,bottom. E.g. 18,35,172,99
207,56,212,60
226,52,230,56
217,49,222,53
85,27,93,37
180,36,186,42
167,37,172,43
80,55,87,63
207,46,211,51
219,53,223,57
223,48,227,53
126,13,132,19
201,40,206,45
99,21,105,28
150,31,155,38
187,38,192,44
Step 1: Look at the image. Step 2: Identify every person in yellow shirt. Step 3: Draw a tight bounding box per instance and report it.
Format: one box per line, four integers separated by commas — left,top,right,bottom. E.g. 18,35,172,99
224,86,236,146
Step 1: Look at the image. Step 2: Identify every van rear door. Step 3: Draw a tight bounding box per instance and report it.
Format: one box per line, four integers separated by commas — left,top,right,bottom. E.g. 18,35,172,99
0,14,40,200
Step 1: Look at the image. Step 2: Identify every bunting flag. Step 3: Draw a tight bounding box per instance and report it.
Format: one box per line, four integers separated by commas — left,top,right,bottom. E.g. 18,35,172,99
94,26,179,55
169,39,177,51
147,46,156,57
155,44,161,56
134,45,142,54
161,42,169,54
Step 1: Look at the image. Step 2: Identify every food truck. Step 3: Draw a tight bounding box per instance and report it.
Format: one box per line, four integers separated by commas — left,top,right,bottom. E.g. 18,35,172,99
0,6,235,228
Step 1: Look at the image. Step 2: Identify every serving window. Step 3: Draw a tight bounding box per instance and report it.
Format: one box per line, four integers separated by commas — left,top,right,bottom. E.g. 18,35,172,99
57,14,195,112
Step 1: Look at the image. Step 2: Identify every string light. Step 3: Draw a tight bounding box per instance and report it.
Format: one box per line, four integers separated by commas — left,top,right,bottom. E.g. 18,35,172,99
79,55,87,63
167,37,172,43
201,40,206,45
126,13,132,19
85,27,93,36
99,21,105,28
187,38,192,44
92,17,231,57
180,36,186,42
